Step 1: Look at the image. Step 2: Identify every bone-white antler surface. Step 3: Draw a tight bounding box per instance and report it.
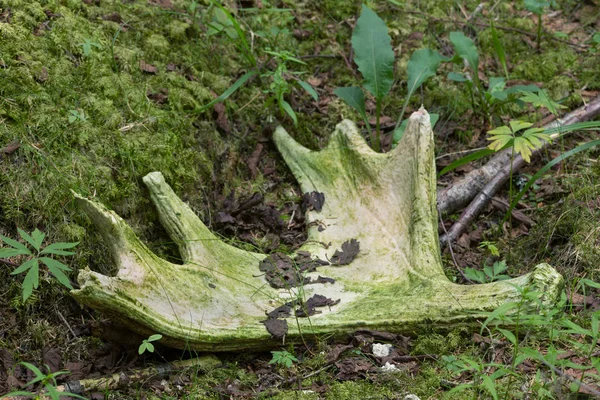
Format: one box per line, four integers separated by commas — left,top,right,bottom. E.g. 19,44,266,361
72,109,563,350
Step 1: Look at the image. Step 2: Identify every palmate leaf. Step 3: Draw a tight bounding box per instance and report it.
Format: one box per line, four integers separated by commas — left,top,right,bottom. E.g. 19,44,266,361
519,90,566,115
351,5,395,101
18,228,44,251
0,248,30,258
11,258,37,275
487,125,513,151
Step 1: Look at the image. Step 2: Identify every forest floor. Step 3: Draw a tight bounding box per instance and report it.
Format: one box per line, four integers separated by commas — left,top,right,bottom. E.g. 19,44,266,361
1,0,600,399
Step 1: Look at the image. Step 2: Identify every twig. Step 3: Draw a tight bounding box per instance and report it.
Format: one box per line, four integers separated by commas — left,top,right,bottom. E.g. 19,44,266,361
439,214,473,283
537,357,600,397
437,95,600,216
0,258,19,268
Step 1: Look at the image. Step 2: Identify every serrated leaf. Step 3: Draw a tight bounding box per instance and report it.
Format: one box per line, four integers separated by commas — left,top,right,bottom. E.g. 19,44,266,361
352,5,395,100
487,133,512,152
509,120,533,132
0,234,31,255
11,258,37,275
406,48,444,98
493,260,508,274
31,229,45,250
447,72,467,82
514,137,533,162
297,80,318,101
449,31,479,72
519,90,565,115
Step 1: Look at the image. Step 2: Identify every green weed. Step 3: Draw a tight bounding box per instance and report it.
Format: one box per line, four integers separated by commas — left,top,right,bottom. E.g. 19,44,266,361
4,362,87,400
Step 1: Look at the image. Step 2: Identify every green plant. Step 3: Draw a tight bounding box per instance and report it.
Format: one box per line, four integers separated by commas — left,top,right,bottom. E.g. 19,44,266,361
524,0,557,51
199,3,317,126
478,241,500,257
464,260,510,284
3,362,87,400
0,229,78,301
269,350,299,368
487,120,550,163
81,38,101,56
447,31,539,126
334,5,442,151
138,333,163,355
67,109,86,123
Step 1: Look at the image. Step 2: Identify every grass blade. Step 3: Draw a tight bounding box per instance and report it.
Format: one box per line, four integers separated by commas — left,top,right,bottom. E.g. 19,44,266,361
197,70,257,113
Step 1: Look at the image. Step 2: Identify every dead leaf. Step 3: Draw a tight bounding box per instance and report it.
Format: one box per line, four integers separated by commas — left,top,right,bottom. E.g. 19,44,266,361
295,294,340,317
139,60,158,74
147,88,168,104
42,348,62,373
335,357,374,380
102,12,123,24
247,143,263,178
2,141,21,155
302,191,325,213
261,318,287,339
213,103,231,134
331,239,360,265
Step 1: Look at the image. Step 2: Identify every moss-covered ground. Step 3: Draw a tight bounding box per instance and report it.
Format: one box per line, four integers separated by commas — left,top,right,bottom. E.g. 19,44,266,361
1,0,600,398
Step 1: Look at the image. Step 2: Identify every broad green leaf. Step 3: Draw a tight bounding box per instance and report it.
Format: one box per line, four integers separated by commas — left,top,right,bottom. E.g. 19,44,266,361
392,113,439,147
406,48,444,98
297,80,319,101
22,260,39,301
148,334,163,342
11,258,37,275
449,31,479,72
487,133,512,152
40,241,79,255
352,5,395,100
493,260,508,274
497,328,517,345
146,342,155,353
447,72,467,82
280,99,297,126
138,343,148,355
198,70,258,112
487,77,506,93
334,87,370,128
0,234,31,255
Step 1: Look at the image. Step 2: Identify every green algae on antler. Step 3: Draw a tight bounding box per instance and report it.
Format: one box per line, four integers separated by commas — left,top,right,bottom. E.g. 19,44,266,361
72,109,563,351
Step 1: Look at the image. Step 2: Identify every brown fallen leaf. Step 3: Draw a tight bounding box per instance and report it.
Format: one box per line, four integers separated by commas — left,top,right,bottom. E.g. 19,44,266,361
213,103,231,134
139,60,158,74
246,143,263,178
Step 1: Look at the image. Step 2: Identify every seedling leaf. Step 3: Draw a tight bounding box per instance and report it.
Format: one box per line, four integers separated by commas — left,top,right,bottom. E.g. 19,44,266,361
449,31,479,72
297,80,319,101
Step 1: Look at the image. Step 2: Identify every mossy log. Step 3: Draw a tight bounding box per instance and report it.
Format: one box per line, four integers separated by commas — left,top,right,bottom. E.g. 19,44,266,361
72,109,563,351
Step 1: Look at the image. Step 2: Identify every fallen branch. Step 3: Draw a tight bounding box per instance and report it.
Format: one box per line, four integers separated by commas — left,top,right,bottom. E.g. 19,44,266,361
437,95,600,216
56,356,221,395
439,97,600,246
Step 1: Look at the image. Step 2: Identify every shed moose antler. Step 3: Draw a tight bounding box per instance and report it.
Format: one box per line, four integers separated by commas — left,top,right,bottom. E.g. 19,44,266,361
72,109,563,351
